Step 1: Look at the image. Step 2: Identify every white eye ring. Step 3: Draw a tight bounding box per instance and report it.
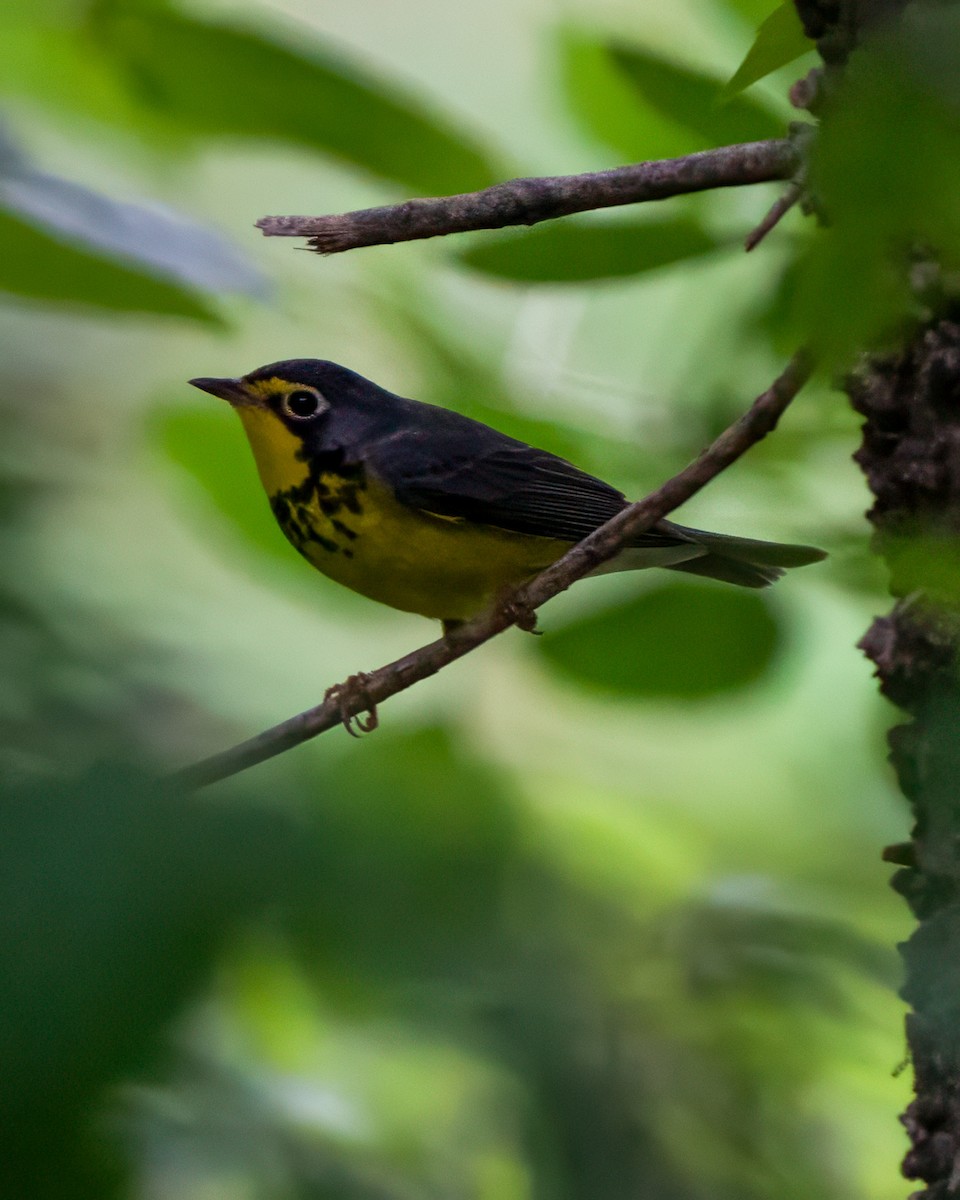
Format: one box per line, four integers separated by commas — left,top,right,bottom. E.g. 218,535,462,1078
281,388,327,420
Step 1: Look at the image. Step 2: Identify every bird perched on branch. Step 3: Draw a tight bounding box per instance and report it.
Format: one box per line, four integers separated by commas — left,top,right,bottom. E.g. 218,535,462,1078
190,360,825,634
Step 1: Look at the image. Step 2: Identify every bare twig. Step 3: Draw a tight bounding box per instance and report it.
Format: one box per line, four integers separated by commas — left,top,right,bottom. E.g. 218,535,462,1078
744,180,803,251
256,139,799,255
170,351,813,792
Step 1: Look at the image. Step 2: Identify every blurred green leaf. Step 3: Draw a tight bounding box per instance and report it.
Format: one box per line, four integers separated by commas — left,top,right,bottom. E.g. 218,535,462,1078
790,7,960,365
872,527,960,603
0,94,250,322
789,233,906,371
560,31,689,162
294,726,520,989
667,881,897,1010
608,42,785,148
0,207,217,319
0,24,148,131
0,0,80,20
539,580,782,700
89,4,500,194
0,148,265,300
723,4,811,98
559,30,784,162
456,215,723,282
720,0,790,22
0,764,309,1199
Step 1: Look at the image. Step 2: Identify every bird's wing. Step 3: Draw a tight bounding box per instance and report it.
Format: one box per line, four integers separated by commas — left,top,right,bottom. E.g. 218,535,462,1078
370,425,685,547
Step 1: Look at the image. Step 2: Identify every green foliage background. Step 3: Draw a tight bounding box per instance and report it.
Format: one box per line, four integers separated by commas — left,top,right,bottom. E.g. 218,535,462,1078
2,0,940,1195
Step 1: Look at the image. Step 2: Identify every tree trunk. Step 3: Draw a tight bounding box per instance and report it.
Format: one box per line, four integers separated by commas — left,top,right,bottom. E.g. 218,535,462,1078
852,314,960,1197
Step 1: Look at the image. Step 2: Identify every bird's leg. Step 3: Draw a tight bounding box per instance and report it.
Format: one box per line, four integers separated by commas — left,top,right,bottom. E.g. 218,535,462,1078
496,589,541,635
325,671,379,737
440,593,542,644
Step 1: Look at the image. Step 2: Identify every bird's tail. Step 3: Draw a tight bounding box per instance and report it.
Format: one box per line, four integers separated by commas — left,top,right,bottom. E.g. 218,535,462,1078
659,521,826,589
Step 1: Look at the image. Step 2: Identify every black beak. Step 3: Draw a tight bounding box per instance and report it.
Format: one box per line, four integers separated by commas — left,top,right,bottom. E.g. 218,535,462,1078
188,376,248,405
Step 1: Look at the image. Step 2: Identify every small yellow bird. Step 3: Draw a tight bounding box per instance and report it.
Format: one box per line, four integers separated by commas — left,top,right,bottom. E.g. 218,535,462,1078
190,360,824,632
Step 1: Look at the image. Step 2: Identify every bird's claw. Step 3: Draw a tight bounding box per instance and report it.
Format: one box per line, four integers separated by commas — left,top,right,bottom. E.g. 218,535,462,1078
325,671,379,737
499,592,541,635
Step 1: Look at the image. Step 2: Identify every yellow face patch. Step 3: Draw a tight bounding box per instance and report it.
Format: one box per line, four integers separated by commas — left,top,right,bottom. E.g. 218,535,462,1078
242,375,290,402
236,404,309,497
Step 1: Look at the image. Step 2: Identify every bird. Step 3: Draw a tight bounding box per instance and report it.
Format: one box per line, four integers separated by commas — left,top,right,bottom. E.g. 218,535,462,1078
189,359,825,634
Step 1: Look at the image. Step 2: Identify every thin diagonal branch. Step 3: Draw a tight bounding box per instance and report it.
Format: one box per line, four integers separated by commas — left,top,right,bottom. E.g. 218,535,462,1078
170,351,813,792
256,138,800,255
744,180,803,251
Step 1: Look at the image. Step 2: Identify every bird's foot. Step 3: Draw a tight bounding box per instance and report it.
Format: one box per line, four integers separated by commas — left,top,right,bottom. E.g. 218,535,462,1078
498,591,541,635
325,671,379,738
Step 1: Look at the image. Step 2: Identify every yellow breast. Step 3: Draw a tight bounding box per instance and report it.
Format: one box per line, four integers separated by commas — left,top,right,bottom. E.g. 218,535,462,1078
236,405,569,621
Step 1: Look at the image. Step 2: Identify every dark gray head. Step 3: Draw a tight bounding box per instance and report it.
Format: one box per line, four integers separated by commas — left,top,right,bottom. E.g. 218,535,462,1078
188,358,416,453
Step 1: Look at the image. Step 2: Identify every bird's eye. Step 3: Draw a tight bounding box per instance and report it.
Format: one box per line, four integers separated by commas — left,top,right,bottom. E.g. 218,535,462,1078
282,388,325,420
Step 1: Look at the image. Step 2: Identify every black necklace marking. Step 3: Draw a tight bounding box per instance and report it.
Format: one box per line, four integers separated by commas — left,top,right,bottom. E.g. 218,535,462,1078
270,447,366,561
